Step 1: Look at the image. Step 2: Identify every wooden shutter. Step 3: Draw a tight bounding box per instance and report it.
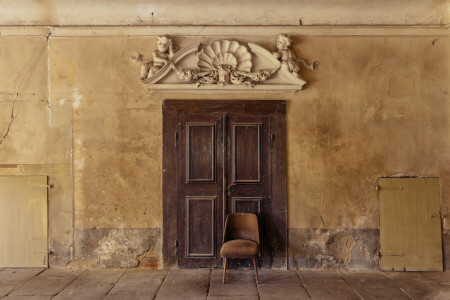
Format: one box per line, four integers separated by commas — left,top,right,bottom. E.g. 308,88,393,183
379,178,442,271
0,176,48,267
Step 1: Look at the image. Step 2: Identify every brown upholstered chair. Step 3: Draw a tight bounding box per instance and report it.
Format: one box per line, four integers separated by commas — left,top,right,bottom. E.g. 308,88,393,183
220,213,260,284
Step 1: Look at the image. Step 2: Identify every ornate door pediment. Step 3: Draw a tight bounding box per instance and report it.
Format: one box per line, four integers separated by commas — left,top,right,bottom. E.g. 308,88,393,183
131,35,318,93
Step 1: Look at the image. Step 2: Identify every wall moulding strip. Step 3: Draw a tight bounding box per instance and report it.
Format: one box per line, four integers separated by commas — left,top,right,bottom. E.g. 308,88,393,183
0,25,448,37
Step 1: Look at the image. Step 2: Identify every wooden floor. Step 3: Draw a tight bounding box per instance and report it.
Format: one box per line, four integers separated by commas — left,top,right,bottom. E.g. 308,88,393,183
0,268,449,299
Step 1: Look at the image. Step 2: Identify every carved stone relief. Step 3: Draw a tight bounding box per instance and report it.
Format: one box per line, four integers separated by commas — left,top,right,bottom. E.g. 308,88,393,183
131,35,318,92
131,36,174,80
273,34,318,77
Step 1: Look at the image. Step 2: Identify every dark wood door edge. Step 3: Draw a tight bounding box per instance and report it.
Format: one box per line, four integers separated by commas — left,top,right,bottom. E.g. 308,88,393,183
162,112,178,268
163,100,286,115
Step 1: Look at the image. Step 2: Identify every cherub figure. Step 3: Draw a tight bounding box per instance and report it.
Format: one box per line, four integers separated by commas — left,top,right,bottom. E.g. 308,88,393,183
273,34,318,78
131,35,174,80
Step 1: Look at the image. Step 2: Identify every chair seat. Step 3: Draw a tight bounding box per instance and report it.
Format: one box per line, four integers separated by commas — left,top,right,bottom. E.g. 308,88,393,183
220,239,259,258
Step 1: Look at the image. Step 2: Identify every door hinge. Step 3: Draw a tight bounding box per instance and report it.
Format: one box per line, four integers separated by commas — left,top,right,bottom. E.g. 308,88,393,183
270,133,275,147
376,185,404,191
380,252,405,257
175,131,179,146
175,239,179,248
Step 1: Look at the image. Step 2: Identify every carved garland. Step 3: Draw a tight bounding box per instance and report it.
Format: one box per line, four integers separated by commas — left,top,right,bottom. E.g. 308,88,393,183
131,34,318,92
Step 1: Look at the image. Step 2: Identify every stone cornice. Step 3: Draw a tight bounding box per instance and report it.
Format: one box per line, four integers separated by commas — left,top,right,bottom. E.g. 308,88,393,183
0,0,448,26
0,25,449,37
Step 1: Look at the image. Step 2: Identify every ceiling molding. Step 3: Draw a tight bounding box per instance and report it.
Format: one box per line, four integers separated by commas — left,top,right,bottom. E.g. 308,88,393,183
0,25,448,38
0,0,447,27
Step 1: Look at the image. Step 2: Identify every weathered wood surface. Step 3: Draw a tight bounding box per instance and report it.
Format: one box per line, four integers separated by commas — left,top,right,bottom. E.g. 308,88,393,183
226,114,271,268
0,176,48,268
164,100,287,268
177,114,224,268
162,112,178,268
163,100,286,115
269,114,287,268
379,178,442,271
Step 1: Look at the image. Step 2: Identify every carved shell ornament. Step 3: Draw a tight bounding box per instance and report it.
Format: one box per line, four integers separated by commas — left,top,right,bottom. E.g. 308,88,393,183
130,34,318,91
198,40,252,72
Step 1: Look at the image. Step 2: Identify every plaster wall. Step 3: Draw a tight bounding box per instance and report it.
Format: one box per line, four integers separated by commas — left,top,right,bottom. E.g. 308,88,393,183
0,31,448,269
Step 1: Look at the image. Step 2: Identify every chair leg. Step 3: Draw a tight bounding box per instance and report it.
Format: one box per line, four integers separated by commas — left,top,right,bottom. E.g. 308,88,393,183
253,257,259,284
223,258,228,283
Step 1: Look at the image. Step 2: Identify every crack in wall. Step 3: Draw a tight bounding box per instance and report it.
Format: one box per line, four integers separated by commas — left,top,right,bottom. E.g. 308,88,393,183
0,104,16,145
0,41,46,146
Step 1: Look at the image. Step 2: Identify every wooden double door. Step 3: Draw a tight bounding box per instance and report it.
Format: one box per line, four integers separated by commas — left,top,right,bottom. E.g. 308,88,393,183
163,100,287,268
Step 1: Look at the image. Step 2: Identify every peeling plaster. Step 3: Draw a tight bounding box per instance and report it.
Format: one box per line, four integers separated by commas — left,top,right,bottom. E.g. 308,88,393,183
74,228,161,269
72,89,83,109
75,157,84,171
289,229,380,270
92,230,149,268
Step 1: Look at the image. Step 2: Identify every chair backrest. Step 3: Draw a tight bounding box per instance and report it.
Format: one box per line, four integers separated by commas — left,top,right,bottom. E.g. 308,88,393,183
223,213,259,244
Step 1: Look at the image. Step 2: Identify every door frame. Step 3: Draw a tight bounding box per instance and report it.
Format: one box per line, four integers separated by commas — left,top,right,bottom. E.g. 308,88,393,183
162,100,287,268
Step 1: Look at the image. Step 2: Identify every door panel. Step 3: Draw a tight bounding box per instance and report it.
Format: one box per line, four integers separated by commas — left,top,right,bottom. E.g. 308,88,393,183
226,115,271,267
186,123,215,183
232,197,262,215
177,114,224,267
232,124,261,183
186,196,216,257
